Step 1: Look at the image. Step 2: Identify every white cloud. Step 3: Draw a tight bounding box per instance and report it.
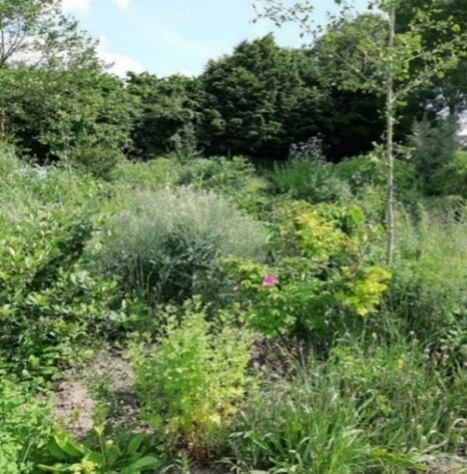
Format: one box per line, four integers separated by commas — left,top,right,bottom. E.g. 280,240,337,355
112,0,132,10
159,30,217,60
98,36,145,77
61,0,91,12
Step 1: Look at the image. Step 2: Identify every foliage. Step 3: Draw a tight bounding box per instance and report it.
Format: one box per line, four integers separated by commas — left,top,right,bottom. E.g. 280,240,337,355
333,154,416,197
0,380,51,474
71,146,125,181
410,116,459,194
230,344,467,473
0,155,122,378
93,186,268,305
129,299,254,457
126,72,201,159
5,68,134,162
224,201,390,346
385,205,467,364
267,157,352,203
115,158,182,192
435,150,467,197
199,35,322,160
37,426,163,474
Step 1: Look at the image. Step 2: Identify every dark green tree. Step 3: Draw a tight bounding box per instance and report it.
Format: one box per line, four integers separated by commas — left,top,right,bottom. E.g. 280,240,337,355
199,34,322,160
0,0,134,163
126,72,201,159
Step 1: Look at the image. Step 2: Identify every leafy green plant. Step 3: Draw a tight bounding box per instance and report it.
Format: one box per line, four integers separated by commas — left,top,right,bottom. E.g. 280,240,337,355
224,201,390,347
0,154,123,378
0,380,51,474
70,146,125,181
267,157,352,204
37,426,163,474
410,116,458,194
129,299,254,457
333,154,416,198
435,150,467,198
229,345,441,474
385,204,467,365
92,186,267,306
0,205,122,378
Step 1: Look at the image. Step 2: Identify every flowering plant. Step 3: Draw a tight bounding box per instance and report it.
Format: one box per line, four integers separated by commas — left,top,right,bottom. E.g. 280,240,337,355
223,201,390,347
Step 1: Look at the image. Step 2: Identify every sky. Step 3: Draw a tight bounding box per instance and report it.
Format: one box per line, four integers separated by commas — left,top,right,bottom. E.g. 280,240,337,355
62,0,369,78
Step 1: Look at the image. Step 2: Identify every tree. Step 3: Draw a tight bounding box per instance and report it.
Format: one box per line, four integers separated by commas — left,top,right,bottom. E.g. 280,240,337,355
396,0,467,116
0,0,134,162
199,34,322,160
0,0,98,69
256,0,467,263
126,72,201,159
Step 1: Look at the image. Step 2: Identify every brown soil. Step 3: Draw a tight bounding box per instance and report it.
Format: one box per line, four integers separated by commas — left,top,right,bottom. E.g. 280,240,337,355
50,350,139,439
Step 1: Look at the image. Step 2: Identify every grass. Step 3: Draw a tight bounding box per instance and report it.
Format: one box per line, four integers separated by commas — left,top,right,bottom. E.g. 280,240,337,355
3,146,467,473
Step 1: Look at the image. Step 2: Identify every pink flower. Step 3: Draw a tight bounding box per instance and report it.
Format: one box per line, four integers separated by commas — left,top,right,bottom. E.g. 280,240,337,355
262,275,277,288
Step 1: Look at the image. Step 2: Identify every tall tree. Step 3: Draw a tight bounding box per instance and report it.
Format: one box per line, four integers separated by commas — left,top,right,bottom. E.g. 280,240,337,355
256,0,467,263
199,34,322,160
126,72,201,159
0,0,133,161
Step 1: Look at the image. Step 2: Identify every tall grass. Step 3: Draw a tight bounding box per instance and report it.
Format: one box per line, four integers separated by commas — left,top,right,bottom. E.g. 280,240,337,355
229,343,467,474
384,204,467,361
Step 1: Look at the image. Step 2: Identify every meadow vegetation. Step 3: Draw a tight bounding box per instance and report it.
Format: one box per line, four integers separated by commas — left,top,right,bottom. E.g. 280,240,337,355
3,0,467,473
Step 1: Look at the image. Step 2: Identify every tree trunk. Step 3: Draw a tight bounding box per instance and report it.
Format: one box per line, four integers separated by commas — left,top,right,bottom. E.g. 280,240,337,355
386,6,396,265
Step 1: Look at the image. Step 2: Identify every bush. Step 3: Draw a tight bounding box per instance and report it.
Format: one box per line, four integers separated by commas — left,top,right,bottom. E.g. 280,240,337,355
224,201,390,348
93,186,268,305
70,146,124,181
0,380,51,473
0,205,122,378
410,117,458,194
435,150,467,198
129,299,254,457
267,157,352,203
333,154,416,197
177,156,255,191
115,158,182,191
0,155,122,378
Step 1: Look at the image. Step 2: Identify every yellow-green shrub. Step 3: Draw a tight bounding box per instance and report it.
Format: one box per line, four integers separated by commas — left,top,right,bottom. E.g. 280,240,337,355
225,201,390,347
129,299,254,457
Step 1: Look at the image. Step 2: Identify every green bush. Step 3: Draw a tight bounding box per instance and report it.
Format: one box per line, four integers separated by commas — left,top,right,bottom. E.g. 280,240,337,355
224,201,390,348
129,299,254,457
267,158,352,203
93,186,268,305
115,158,182,191
333,154,416,197
69,146,124,181
0,154,122,378
409,117,458,194
0,205,121,378
177,156,256,192
0,380,51,473
435,150,467,198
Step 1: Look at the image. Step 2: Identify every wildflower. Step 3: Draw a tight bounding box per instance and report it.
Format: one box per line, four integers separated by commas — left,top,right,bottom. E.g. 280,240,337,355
262,275,277,288
396,358,405,370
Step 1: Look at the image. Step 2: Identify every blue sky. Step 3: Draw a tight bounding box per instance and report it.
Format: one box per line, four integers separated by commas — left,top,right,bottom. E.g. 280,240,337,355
62,0,368,77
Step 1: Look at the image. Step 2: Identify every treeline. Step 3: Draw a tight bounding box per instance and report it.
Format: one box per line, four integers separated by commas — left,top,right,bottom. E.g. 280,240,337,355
1,0,466,165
